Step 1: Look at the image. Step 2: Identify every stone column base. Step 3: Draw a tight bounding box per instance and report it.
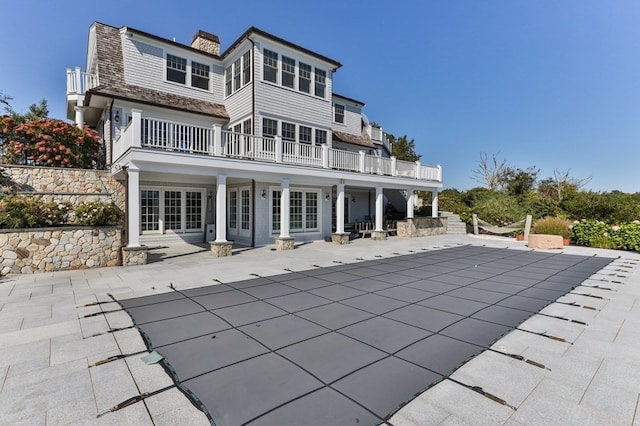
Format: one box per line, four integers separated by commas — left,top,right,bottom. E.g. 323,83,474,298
210,241,233,257
275,237,295,251
331,233,350,245
371,230,388,240
122,246,148,266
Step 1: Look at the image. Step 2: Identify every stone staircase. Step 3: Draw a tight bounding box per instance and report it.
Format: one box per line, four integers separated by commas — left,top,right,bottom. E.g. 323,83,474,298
440,211,468,235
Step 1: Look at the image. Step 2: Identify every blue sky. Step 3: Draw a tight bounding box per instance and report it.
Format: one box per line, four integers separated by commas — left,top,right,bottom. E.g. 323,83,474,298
1,1,639,192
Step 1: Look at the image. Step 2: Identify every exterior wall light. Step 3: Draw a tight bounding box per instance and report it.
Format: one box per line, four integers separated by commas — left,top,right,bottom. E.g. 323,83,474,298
261,189,267,200
325,192,330,201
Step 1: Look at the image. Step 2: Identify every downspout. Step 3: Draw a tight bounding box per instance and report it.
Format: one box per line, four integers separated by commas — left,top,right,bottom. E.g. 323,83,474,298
121,165,129,255
247,36,257,247
251,180,256,247
107,99,115,168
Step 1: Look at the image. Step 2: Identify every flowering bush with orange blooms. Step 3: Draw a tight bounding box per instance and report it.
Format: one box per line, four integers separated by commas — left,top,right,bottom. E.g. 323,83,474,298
0,117,101,168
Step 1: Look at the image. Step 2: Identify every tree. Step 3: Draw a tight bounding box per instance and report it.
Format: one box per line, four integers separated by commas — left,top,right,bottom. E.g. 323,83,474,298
471,152,509,190
0,91,11,108
502,166,539,198
388,134,421,162
5,99,49,123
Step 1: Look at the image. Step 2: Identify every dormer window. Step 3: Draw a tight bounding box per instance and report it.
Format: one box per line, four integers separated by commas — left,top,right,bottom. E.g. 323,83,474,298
167,54,187,84
334,104,345,123
191,61,209,90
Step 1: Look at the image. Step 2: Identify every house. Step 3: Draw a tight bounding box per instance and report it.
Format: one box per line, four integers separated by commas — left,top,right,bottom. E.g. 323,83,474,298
66,22,442,256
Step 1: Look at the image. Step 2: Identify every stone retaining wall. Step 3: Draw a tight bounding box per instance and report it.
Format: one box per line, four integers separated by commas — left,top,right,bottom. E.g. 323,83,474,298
1,164,125,210
0,227,122,275
397,217,447,238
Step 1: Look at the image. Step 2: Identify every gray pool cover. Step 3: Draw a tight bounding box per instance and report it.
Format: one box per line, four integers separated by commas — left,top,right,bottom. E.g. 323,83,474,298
115,246,614,425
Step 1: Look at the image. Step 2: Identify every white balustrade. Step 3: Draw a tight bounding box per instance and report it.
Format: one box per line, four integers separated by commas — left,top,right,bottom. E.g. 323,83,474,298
66,68,98,94
330,150,360,172
396,160,417,178
282,141,322,167
141,118,212,154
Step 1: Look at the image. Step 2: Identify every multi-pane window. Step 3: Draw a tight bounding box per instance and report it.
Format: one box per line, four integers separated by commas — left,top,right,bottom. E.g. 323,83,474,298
282,122,296,141
306,192,318,229
315,129,327,145
191,61,209,90
263,49,278,83
272,190,281,231
314,68,326,98
242,119,252,135
282,56,295,88
242,51,251,85
141,190,159,231
164,191,182,230
233,58,241,91
167,54,187,84
299,63,311,93
290,191,303,230
186,192,202,230
241,189,250,230
334,104,345,123
225,66,232,96
229,191,237,229
299,126,312,144
263,118,278,137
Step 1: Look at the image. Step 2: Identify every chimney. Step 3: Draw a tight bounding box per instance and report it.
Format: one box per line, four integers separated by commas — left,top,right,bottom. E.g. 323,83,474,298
191,30,220,56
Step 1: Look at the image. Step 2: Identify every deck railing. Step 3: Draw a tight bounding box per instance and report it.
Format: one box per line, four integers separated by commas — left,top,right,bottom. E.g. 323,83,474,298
66,68,98,95
113,116,442,182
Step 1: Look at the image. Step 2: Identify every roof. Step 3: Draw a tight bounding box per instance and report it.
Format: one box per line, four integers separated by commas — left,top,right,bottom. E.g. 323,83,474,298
333,93,365,106
332,130,375,148
89,22,228,120
222,27,342,70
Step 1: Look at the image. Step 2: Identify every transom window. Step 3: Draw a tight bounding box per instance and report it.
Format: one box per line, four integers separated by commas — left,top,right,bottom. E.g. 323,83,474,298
299,63,311,93
315,68,326,98
334,104,345,123
166,54,187,84
191,61,209,90
299,126,312,144
282,56,295,88
263,49,278,83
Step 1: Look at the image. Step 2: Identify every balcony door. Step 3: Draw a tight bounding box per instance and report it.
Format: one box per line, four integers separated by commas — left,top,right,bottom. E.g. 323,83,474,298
228,186,251,239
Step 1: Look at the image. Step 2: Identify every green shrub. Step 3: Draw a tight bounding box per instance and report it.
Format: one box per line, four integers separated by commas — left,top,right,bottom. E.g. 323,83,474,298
610,223,640,251
532,217,572,239
471,192,527,226
571,220,610,246
0,196,70,228
74,201,123,226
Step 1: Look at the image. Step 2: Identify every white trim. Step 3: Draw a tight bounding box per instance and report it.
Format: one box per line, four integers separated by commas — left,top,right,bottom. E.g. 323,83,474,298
139,185,206,236
269,185,322,235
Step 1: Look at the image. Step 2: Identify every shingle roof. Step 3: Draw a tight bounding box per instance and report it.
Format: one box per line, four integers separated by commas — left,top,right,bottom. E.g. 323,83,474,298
88,23,229,120
332,130,375,148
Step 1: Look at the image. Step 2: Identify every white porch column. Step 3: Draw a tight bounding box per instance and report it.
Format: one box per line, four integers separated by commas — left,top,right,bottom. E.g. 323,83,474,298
432,190,439,218
280,179,290,238
336,182,345,234
215,175,228,242
375,186,384,231
74,106,85,128
131,109,142,148
406,189,415,219
212,123,223,156
126,164,141,248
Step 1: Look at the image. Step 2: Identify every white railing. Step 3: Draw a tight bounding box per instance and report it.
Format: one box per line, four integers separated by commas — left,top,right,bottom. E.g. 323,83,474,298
141,118,212,154
370,126,383,141
330,150,360,172
121,117,442,182
396,160,417,178
283,141,323,167
66,68,98,95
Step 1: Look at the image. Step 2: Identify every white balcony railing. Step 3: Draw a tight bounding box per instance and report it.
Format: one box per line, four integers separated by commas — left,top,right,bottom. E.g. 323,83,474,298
112,115,442,183
66,68,98,95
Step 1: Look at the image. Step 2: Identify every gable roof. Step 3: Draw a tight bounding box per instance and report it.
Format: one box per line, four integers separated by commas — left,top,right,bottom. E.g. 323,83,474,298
87,22,228,119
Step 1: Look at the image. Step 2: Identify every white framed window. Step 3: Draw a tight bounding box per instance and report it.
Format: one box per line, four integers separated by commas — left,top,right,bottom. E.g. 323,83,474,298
242,51,251,85
263,49,278,83
282,122,296,141
315,129,327,145
263,118,278,137
233,58,241,91
242,118,252,135
299,126,312,144
334,104,345,123
167,54,187,84
191,61,209,90
270,187,321,234
282,56,295,89
225,66,232,96
299,63,311,94
314,68,326,98
141,187,205,235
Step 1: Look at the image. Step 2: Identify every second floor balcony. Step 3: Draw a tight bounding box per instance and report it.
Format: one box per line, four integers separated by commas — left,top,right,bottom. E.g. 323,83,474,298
113,115,442,183
66,68,99,95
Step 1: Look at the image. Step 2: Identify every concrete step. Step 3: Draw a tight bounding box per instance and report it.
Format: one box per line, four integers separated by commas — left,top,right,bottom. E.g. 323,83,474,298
440,211,468,235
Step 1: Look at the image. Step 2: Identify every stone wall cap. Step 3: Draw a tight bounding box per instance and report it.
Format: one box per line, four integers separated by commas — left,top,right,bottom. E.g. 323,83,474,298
0,225,123,233
122,245,149,252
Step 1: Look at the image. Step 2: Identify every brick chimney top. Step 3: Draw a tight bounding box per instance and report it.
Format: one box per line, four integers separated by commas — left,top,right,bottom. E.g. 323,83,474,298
191,30,220,56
